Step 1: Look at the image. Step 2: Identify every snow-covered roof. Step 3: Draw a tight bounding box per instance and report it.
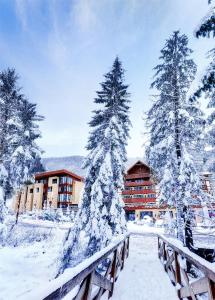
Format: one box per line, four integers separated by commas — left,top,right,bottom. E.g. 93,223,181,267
126,160,150,173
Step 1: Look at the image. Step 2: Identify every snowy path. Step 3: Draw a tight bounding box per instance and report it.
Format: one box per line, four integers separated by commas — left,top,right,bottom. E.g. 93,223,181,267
110,234,178,300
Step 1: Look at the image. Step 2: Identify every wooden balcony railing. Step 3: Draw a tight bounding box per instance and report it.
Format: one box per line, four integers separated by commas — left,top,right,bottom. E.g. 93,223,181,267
158,235,215,300
29,234,130,300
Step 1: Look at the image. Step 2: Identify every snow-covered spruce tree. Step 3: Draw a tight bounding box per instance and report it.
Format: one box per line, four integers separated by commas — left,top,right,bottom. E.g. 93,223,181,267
0,68,21,204
193,0,215,171
12,98,44,188
0,68,44,231
0,165,8,243
59,57,130,273
146,31,209,246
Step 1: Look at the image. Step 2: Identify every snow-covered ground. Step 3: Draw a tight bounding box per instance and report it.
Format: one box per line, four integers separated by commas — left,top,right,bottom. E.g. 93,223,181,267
0,220,214,300
0,221,166,300
127,221,164,235
0,226,66,300
111,235,178,300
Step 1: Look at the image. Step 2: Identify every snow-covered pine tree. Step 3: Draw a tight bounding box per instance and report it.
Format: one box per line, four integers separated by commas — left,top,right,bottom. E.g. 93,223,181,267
195,0,215,38
0,68,21,204
146,31,209,246
0,165,7,243
59,57,131,273
194,0,215,172
12,98,44,188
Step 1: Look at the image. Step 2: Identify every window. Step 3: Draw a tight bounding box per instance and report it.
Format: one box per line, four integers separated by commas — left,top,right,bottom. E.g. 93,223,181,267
60,176,67,184
29,188,33,194
48,187,52,192
67,185,72,192
52,178,57,184
36,187,40,193
67,177,73,184
123,195,132,199
59,194,64,202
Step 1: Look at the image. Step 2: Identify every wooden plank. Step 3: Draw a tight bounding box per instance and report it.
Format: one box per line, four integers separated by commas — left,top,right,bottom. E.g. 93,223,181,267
190,277,208,295
180,268,196,300
208,280,215,300
43,235,130,300
121,241,126,270
108,249,117,298
93,256,114,300
92,271,112,291
74,279,87,300
174,252,182,298
157,235,215,282
82,272,94,300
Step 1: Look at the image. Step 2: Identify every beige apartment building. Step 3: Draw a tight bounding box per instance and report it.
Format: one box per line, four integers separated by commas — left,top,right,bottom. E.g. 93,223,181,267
13,169,84,213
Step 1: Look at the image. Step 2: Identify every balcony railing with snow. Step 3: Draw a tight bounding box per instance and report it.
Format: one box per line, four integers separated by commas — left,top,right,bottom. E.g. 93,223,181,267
158,234,215,300
28,234,130,300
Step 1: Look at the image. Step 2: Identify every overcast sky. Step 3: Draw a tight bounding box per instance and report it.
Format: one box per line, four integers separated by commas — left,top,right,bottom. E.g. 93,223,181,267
0,0,213,158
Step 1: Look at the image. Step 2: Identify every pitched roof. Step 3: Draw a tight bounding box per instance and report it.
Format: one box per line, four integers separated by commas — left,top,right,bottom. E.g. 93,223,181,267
35,169,84,181
126,160,150,173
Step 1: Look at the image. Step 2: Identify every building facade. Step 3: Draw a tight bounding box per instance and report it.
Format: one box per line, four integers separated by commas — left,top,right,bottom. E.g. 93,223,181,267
13,169,84,213
122,161,165,220
122,161,215,221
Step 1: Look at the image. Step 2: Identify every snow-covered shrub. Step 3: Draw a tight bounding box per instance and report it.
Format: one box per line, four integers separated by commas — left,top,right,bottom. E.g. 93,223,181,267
5,225,52,247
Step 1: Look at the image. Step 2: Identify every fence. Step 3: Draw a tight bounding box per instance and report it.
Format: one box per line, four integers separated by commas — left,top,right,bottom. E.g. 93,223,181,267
158,235,215,300
32,234,130,300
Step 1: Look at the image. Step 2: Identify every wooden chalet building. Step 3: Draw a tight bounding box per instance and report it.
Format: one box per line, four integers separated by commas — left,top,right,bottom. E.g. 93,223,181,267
122,160,215,221
122,161,159,221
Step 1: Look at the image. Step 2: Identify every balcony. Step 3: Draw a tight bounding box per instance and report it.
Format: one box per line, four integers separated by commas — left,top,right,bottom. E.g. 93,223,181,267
124,181,153,187
125,173,150,180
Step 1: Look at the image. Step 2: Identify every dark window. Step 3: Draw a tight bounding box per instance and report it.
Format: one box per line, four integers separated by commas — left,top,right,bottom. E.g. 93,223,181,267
48,187,52,192
52,178,57,184
29,188,33,194
36,187,39,193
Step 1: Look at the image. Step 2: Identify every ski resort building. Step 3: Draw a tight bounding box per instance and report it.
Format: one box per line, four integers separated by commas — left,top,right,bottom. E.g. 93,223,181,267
122,161,215,221
122,160,164,220
13,169,84,213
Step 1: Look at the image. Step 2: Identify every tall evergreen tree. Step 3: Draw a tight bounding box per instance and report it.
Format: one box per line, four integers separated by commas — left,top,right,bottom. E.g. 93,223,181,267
0,68,44,235
194,0,215,171
0,69,21,203
59,57,131,273
146,31,209,245
12,99,44,187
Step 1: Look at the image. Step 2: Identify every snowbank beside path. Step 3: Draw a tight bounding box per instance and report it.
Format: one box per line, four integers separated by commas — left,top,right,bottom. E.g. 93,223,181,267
110,235,178,300
127,221,164,235
0,228,66,300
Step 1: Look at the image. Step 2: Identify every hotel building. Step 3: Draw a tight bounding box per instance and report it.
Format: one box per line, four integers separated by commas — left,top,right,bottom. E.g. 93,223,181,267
13,169,84,213
122,161,215,221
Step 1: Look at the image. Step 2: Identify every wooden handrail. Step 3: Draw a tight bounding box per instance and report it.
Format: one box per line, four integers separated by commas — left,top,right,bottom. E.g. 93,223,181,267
29,234,130,300
158,234,215,299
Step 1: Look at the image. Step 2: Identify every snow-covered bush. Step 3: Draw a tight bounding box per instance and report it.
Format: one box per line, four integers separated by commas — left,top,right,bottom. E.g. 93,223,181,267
22,207,74,223
5,225,53,247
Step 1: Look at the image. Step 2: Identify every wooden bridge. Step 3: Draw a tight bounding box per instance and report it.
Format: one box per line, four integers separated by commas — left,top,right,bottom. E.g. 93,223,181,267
29,234,215,300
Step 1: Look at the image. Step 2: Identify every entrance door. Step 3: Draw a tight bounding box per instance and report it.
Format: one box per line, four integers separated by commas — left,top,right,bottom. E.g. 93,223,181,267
126,211,135,221
140,211,153,219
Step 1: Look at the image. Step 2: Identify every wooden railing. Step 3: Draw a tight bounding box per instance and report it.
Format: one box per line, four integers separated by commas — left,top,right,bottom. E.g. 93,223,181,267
31,234,130,300
158,235,215,300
